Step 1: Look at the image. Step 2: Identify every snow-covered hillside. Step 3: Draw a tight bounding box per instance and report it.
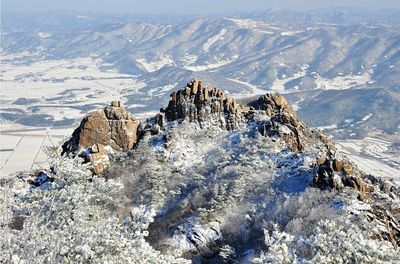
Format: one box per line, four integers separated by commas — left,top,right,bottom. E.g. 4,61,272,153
1,82,399,263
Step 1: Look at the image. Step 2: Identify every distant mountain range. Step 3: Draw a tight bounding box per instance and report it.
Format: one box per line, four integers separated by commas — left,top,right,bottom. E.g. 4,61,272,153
2,8,400,32
1,9,399,138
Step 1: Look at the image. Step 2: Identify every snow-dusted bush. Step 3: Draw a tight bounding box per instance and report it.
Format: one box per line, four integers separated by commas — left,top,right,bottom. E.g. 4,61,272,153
252,219,400,263
0,150,189,263
264,188,340,236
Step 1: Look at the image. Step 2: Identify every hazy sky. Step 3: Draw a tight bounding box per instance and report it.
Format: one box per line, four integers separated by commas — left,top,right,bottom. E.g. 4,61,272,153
2,0,400,14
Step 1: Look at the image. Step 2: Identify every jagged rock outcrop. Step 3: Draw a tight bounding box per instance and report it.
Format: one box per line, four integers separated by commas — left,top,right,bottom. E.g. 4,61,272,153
257,93,290,115
313,157,374,192
62,101,139,154
249,92,372,193
370,205,400,246
60,81,390,196
162,80,247,130
254,93,310,152
136,113,166,141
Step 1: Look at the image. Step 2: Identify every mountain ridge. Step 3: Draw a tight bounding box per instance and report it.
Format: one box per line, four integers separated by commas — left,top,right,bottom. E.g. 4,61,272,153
4,80,398,262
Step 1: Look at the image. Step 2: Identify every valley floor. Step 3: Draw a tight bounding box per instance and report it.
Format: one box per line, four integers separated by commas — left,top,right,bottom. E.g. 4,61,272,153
336,137,400,185
0,123,74,177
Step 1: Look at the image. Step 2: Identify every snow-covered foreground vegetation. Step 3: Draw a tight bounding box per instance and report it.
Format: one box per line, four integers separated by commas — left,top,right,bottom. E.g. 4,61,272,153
1,121,399,263
1,150,190,263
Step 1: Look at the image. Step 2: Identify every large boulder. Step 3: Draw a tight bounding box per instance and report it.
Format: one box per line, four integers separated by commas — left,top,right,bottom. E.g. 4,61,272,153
62,101,139,154
72,143,111,175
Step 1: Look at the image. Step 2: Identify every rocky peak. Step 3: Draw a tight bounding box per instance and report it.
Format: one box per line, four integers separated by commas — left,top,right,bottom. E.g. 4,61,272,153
60,81,384,196
162,80,247,130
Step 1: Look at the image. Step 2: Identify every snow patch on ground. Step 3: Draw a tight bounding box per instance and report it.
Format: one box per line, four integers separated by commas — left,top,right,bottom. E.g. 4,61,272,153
147,83,178,96
38,32,52,38
127,104,147,108
203,29,227,52
185,55,239,72
180,54,198,65
226,78,268,98
318,124,338,130
271,64,309,93
314,71,374,90
281,30,303,36
136,55,174,72
360,113,373,123
257,30,275,34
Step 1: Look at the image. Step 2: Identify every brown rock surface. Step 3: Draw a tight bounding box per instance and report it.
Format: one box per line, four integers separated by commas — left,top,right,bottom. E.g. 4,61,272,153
77,143,110,175
333,159,343,172
8,216,24,230
371,205,400,246
273,95,288,108
62,101,139,154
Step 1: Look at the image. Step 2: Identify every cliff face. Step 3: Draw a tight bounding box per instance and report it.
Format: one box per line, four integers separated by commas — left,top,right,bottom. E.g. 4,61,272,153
58,80,399,260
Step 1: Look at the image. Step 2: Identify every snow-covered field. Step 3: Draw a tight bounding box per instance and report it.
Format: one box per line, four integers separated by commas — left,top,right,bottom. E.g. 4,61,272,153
271,64,309,92
270,65,375,93
0,55,147,121
314,70,374,90
136,55,174,72
0,124,74,177
336,137,400,184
